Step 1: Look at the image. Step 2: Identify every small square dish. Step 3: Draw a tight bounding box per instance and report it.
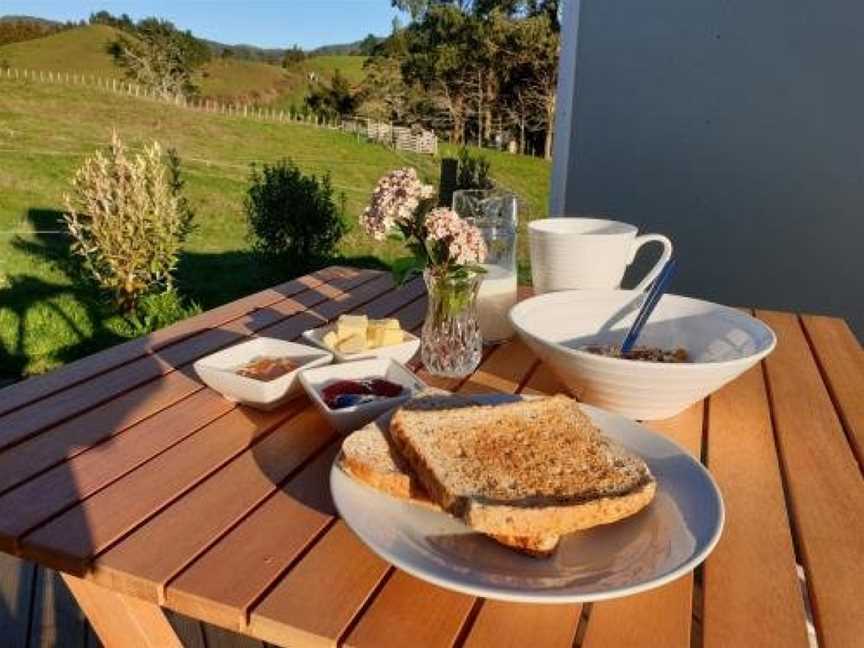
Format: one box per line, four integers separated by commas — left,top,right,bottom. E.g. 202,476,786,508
303,322,420,365
299,358,426,434
194,338,333,410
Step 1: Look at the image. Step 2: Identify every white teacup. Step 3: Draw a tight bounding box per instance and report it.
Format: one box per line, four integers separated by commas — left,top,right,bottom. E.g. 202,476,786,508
529,218,672,292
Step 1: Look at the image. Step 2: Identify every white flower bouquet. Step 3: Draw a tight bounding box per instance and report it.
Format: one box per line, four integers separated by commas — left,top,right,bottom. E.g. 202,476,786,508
360,168,487,285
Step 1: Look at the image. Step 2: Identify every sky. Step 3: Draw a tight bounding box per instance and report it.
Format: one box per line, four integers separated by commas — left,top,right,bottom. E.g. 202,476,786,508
1,1,408,49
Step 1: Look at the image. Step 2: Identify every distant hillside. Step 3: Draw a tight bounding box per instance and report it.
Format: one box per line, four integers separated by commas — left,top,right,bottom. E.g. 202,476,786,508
309,36,382,56
0,24,368,108
0,24,124,77
0,15,62,26
201,39,285,64
0,15,73,47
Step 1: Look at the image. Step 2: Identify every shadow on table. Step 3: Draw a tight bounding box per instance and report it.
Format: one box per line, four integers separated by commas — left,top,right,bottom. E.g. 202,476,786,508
0,208,402,644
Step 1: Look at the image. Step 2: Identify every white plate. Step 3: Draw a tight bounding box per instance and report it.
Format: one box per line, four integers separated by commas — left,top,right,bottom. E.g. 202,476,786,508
299,358,427,434
331,397,724,603
193,338,332,410
302,323,420,365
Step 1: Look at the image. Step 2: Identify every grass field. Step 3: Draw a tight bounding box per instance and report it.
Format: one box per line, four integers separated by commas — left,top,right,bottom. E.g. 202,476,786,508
0,25,367,109
0,24,125,78
0,77,550,378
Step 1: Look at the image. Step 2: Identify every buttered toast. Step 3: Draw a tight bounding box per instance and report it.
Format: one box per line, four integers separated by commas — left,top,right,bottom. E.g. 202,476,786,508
389,394,656,538
338,392,561,557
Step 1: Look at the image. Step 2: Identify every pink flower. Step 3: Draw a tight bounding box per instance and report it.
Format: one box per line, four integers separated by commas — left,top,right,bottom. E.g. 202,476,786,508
360,168,436,240
424,208,487,265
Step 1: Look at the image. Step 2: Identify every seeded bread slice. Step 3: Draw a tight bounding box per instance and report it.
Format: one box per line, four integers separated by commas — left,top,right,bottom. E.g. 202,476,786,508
389,394,656,538
338,392,561,557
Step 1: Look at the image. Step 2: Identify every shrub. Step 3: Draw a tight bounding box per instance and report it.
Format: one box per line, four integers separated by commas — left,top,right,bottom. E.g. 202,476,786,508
63,132,195,311
456,147,494,191
126,290,202,337
245,159,346,271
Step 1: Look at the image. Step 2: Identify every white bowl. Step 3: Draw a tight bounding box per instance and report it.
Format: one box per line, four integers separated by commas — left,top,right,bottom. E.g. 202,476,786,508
299,358,427,434
302,323,420,365
193,338,333,410
509,290,777,419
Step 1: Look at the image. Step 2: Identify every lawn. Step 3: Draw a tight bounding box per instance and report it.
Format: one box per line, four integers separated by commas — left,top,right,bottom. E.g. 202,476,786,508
0,77,550,380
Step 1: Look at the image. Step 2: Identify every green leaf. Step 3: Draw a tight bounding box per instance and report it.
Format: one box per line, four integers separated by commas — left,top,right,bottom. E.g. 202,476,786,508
392,256,423,285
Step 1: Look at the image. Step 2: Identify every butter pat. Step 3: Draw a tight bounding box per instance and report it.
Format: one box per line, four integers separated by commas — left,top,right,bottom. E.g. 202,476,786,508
368,318,404,348
337,314,368,342
371,318,401,330
338,334,367,354
378,329,404,346
322,331,339,350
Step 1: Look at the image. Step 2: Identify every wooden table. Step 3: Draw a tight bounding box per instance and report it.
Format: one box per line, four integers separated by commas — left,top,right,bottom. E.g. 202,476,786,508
0,265,861,648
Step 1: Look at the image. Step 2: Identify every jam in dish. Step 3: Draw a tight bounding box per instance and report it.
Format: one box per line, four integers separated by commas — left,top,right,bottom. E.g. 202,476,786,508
321,378,404,409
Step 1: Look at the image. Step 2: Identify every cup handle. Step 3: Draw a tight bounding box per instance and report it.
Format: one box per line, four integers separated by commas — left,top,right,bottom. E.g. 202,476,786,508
630,234,673,291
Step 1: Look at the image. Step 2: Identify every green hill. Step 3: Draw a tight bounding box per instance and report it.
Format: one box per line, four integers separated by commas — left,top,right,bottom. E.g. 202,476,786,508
0,24,124,78
0,77,550,377
0,25,367,109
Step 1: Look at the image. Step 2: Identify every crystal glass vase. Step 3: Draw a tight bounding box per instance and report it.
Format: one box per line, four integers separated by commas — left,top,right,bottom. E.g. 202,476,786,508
421,269,483,378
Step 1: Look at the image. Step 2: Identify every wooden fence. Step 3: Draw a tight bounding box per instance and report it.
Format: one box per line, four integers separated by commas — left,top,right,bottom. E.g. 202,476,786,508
0,66,438,156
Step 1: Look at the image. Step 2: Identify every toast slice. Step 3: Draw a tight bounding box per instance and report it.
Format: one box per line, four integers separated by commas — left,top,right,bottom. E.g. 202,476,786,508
389,394,656,538
339,392,561,557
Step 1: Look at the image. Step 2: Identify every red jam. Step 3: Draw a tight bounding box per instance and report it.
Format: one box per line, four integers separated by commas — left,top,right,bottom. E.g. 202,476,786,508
321,378,404,409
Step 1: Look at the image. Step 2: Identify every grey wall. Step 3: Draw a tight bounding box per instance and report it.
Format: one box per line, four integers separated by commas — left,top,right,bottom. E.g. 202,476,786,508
554,0,863,339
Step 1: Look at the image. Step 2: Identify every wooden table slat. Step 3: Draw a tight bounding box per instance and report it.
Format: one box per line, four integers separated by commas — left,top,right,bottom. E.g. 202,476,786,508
462,600,582,648
164,445,339,630
0,270,385,453
343,570,476,648
249,521,390,648
90,408,335,603
702,363,809,648
20,403,306,572
758,310,864,648
580,402,703,648
0,389,234,550
0,370,203,496
0,267,359,418
800,314,864,468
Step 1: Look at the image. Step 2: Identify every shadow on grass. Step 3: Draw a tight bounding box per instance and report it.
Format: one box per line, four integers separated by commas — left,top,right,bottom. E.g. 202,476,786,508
1,208,393,382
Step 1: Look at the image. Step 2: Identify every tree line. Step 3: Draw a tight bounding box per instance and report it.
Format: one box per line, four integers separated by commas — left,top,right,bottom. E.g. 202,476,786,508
357,0,561,158
86,4,562,159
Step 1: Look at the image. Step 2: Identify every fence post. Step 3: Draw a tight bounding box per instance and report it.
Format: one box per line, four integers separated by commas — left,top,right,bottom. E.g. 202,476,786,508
439,158,459,207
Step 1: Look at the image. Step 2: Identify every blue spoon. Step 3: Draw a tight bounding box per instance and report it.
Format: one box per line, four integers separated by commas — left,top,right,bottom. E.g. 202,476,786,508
620,259,678,354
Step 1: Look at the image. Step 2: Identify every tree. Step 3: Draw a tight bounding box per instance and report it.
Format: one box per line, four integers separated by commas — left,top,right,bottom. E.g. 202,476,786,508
392,0,473,20
401,5,481,144
282,45,306,67
305,70,356,118
107,18,211,99
502,14,559,158
358,34,381,56
358,55,409,121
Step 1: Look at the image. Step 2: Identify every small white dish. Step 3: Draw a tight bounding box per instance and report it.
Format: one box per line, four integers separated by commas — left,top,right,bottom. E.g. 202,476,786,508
509,290,777,419
331,398,725,603
299,358,426,434
193,338,332,411
302,323,420,365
